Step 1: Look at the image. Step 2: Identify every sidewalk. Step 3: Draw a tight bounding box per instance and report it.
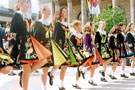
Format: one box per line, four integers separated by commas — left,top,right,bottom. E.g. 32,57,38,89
0,66,135,90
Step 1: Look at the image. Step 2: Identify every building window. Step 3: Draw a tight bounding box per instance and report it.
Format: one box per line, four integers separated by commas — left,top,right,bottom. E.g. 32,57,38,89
109,5,122,11
118,6,122,11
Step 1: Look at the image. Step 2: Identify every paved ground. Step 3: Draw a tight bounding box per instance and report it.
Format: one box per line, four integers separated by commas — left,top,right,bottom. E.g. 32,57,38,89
0,66,135,90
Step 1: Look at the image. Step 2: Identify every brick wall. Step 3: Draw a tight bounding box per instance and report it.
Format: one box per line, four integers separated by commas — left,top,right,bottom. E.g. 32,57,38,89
117,0,130,22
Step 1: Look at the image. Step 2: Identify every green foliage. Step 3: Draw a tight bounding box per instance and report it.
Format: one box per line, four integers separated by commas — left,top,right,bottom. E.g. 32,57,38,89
93,5,128,33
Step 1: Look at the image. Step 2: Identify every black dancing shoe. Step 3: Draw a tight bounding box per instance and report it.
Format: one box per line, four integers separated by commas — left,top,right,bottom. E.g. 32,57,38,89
111,76,117,80
99,70,105,77
101,77,107,82
34,70,39,73
108,74,117,80
130,73,135,76
73,84,81,89
80,71,85,79
88,81,97,86
8,71,16,76
18,71,21,76
121,74,129,78
48,72,54,85
108,74,112,78
19,71,23,87
59,87,66,90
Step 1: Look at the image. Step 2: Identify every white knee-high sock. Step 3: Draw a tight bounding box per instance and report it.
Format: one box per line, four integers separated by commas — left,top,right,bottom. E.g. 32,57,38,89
61,80,64,87
50,69,56,76
121,70,125,74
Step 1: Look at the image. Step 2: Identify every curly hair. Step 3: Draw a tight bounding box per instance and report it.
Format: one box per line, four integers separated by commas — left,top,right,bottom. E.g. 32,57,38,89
72,20,81,28
52,6,67,27
36,5,49,20
83,22,93,34
109,25,121,34
125,23,134,33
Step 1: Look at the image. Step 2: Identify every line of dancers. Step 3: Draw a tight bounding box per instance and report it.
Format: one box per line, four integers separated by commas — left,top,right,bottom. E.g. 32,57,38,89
0,0,135,90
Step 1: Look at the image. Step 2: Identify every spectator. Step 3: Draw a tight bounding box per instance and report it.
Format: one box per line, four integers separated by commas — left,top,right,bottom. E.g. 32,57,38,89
0,24,6,41
5,24,10,34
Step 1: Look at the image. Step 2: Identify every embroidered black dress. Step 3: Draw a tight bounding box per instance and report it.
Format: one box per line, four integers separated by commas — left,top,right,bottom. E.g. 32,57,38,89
117,32,133,58
70,32,83,49
108,35,119,62
53,21,68,49
70,32,84,65
53,21,81,66
10,11,38,64
126,32,135,56
9,36,19,64
34,20,52,46
95,30,111,60
34,20,53,66
53,21,69,65
70,32,84,57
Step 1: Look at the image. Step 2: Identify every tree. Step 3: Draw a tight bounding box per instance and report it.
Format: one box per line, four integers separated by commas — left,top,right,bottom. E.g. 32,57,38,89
93,5,128,33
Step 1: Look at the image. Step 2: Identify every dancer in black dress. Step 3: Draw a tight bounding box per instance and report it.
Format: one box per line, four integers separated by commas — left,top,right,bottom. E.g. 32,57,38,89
70,20,83,89
10,0,51,89
34,5,53,90
95,20,112,82
117,22,134,78
108,25,120,79
125,23,135,76
48,7,68,90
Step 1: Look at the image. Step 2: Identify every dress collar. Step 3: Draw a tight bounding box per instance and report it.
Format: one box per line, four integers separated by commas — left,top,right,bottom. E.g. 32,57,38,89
72,31,82,39
129,31,135,36
97,29,106,35
38,19,51,26
109,34,117,38
121,32,125,36
16,10,31,20
58,20,68,27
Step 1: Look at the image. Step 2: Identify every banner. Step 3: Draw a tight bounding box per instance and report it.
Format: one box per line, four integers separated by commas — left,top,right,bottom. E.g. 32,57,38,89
87,0,100,14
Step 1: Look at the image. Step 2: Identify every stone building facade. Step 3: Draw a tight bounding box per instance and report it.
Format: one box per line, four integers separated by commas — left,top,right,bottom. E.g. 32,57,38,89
39,0,135,25
0,0,134,25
